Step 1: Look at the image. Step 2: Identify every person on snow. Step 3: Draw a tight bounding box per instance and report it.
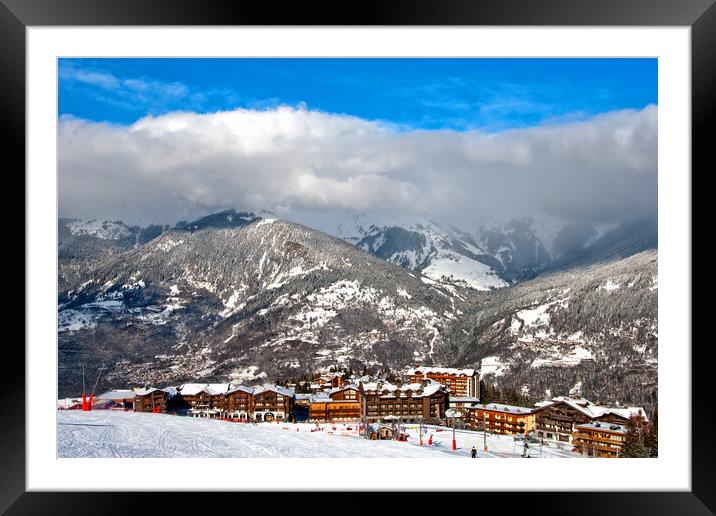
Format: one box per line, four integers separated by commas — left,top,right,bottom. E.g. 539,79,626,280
471,446,477,458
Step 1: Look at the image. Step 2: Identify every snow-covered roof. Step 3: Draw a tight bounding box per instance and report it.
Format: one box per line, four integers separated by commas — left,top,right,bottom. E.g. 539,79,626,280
97,389,136,400
162,386,179,397
535,397,648,422
328,384,359,395
179,383,233,396
605,406,649,421
226,385,255,396
134,387,164,396
361,380,446,398
473,403,534,415
205,383,233,395
179,383,213,396
253,384,294,397
406,366,476,377
575,421,627,434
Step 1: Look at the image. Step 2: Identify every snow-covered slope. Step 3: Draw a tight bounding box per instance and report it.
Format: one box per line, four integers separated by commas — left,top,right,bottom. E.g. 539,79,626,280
422,249,507,290
334,212,507,291
58,215,472,397
436,249,658,406
57,209,658,405
57,410,580,459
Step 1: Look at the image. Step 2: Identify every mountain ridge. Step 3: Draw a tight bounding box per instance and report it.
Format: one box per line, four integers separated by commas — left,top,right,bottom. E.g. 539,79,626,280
58,209,658,405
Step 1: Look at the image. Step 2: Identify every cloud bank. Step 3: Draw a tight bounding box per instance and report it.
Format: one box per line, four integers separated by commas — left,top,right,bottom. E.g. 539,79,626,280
59,104,657,232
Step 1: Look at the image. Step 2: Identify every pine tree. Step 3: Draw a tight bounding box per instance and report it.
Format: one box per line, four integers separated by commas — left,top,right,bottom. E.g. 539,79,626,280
479,380,494,404
622,415,649,457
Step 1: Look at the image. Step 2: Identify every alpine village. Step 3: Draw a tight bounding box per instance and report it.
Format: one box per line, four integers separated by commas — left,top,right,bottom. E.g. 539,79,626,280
58,364,657,458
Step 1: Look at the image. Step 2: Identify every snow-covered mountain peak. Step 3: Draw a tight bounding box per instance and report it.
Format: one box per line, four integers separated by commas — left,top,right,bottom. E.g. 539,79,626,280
330,211,507,291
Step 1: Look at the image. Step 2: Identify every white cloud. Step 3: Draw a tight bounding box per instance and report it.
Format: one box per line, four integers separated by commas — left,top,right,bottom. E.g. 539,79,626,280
58,104,657,229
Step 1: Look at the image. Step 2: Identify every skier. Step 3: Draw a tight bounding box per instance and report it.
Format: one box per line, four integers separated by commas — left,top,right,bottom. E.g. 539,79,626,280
471,446,477,458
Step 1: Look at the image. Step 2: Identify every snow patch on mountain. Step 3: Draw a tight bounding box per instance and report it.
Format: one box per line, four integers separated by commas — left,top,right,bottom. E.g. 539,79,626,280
530,346,594,368
509,296,569,341
256,218,277,227
422,250,507,291
58,309,97,332
480,356,509,377
333,212,506,291
66,219,132,240
227,365,268,383
158,238,185,252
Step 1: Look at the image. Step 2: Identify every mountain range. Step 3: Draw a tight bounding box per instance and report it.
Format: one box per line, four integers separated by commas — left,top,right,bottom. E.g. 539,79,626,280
57,210,657,406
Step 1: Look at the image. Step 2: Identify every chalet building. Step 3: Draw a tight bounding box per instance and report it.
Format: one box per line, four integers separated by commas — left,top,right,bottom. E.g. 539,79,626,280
467,403,536,435
533,397,648,444
176,383,295,420
405,366,479,398
360,380,449,423
572,421,627,457
308,393,331,421
594,408,649,426
252,385,294,422
133,388,170,413
330,384,359,401
309,384,361,422
221,386,254,420
178,383,232,417
96,389,136,410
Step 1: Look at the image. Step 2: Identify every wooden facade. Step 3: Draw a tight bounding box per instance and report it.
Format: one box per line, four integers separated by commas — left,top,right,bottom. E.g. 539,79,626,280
252,387,293,422
133,388,168,413
309,399,362,422
533,401,592,443
309,385,361,422
182,390,217,414
467,404,535,435
572,422,627,457
533,398,648,444
178,384,294,421
360,381,448,423
221,387,254,420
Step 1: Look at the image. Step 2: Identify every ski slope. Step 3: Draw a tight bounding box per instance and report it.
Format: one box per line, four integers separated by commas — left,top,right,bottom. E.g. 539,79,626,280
57,411,579,458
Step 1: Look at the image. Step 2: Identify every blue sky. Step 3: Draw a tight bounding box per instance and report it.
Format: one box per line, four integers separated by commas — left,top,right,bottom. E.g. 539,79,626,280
58,58,657,131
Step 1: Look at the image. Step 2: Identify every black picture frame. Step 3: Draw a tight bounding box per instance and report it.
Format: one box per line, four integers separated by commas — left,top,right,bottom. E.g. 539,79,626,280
5,0,710,513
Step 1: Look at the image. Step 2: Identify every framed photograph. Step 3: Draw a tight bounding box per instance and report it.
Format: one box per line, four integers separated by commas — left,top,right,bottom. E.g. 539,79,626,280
7,0,710,512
